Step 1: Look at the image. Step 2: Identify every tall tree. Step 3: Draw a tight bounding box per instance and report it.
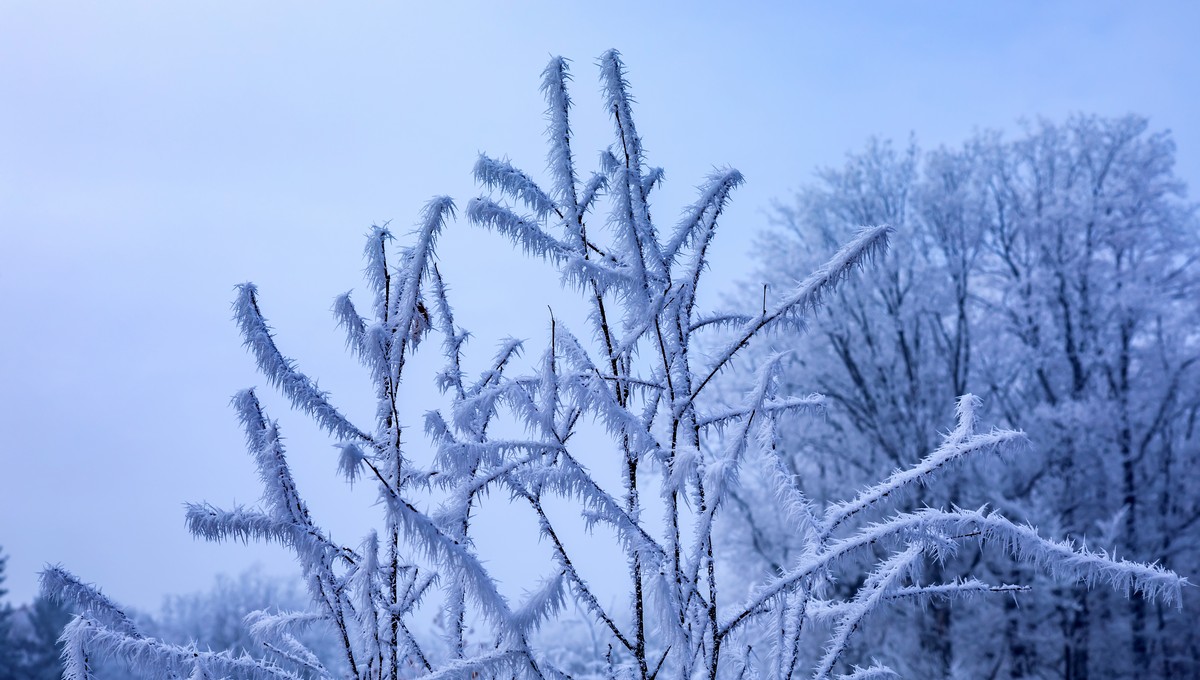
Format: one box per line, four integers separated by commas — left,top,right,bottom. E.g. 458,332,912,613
978,116,1200,679
741,116,1199,678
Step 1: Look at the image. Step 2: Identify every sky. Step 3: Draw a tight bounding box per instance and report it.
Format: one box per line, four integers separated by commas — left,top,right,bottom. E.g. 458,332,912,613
2,2,1198,612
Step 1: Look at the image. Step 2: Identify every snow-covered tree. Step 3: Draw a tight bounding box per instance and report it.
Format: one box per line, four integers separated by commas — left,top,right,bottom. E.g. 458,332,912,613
979,116,1200,679
1,548,19,680
740,117,1199,678
42,53,1187,680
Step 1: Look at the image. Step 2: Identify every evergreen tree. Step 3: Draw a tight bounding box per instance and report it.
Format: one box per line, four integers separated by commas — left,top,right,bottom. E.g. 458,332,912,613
0,549,19,680
17,596,71,680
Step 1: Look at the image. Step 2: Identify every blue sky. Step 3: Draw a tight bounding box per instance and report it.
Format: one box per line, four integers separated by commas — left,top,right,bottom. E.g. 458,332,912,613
2,1,1197,610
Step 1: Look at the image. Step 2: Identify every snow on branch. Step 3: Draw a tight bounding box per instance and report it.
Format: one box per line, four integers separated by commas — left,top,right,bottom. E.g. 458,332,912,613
233,284,371,444
466,197,572,263
837,663,899,680
665,168,745,263
973,511,1186,605
723,501,1186,648
578,171,608,218
184,503,315,550
474,154,558,219
382,491,520,640
511,571,568,637
805,580,1030,625
418,649,528,680
62,617,303,680
822,395,1025,537
812,546,924,680
40,567,139,637
698,393,826,430
362,224,393,321
540,56,580,225
386,196,454,370
686,224,891,413
332,292,369,360
599,49,665,283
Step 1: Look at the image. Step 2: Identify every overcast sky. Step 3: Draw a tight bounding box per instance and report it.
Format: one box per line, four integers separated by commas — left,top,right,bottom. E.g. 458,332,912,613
2,1,1198,611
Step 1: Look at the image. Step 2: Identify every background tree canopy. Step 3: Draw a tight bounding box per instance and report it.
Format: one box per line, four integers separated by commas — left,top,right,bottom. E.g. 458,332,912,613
727,115,1199,678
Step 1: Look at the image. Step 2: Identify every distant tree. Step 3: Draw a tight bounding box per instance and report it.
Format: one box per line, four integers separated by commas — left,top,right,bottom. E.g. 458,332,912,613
155,569,307,657
740,116,1200,678
40,53,1186,680
0,548,19,680
153,569,344,671
977,116,1200,679
16,595,72,680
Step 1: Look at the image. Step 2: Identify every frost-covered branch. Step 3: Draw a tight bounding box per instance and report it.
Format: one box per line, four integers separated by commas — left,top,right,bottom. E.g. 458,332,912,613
686,225,892,414
233,284,371,444
43,53,1189,680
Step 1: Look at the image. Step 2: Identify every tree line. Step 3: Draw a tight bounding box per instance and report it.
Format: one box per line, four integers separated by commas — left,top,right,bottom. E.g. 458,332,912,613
1,549,72,680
